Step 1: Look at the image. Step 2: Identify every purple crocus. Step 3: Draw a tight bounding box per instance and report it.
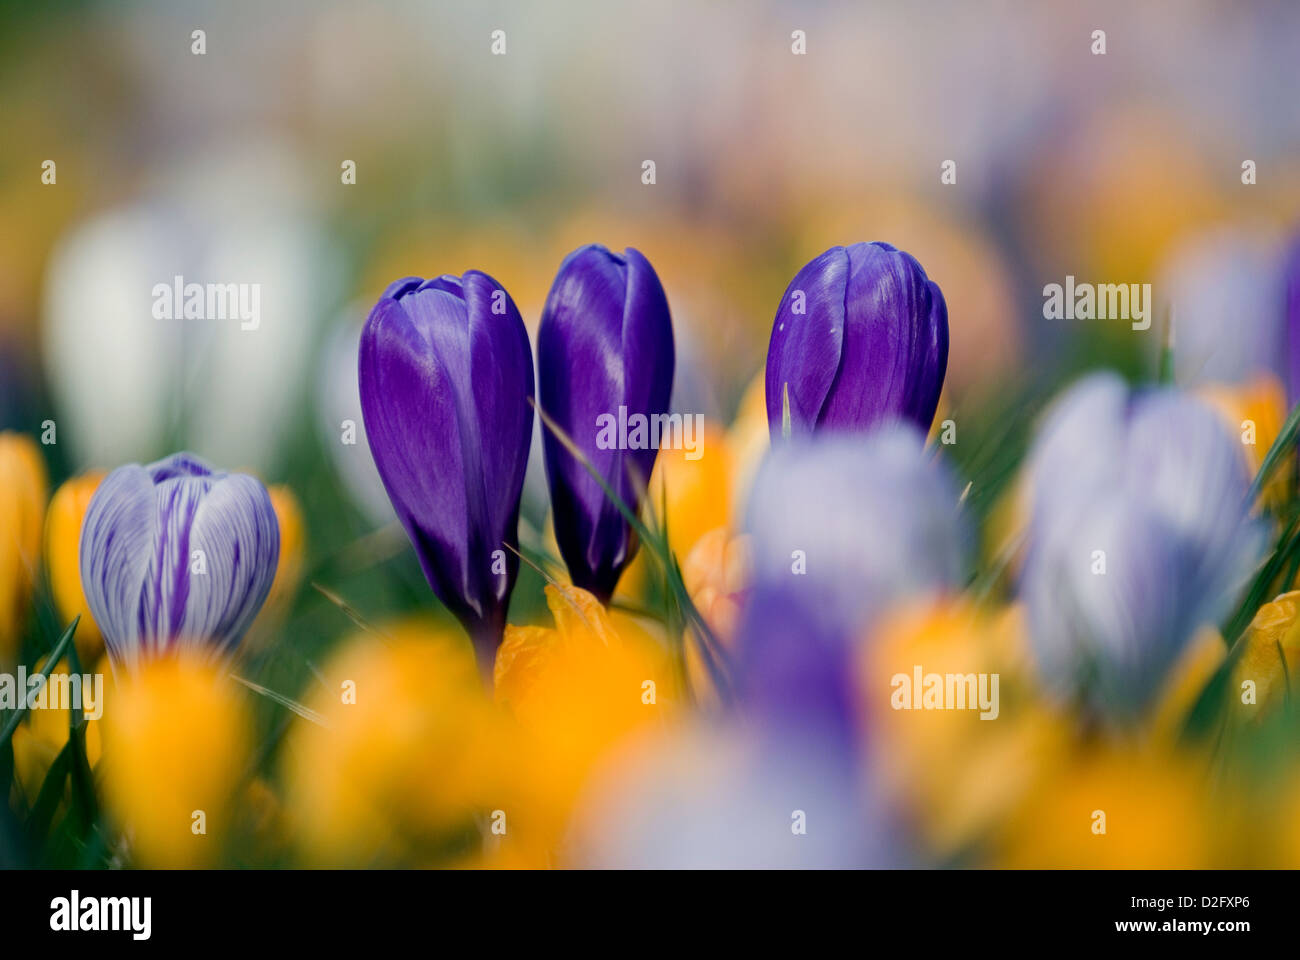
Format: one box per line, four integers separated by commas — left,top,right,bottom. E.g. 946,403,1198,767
1020,373,1265,720
80,452,280,672
359,273,533,672
1286,230,1300,408
766,242,948,438
538,244,674,603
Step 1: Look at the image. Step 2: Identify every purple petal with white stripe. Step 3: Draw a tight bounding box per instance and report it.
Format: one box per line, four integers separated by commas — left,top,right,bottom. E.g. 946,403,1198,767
80,452,280,672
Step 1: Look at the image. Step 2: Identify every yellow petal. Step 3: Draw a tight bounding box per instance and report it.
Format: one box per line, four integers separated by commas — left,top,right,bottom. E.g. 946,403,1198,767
44,470,106,662
1229,590,1300,724
1199,373,1287,511
0,432,46,661
102,651,250,868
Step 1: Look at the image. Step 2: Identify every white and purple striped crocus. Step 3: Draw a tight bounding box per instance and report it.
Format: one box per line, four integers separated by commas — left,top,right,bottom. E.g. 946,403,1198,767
736,426,967,741
359,273,534,671
765,242,948,438
1020,373,1265,721
538,244,674,603
80,452,280,672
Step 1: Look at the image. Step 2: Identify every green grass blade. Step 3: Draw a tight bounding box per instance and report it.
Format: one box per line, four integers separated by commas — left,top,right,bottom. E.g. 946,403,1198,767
0,615,80,746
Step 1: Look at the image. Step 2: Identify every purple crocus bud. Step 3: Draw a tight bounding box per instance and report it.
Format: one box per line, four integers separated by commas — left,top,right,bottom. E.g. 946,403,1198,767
1021,373,1265,721
538,245,674,603
359,273,534,670
80,452,280,672
765,242,948,438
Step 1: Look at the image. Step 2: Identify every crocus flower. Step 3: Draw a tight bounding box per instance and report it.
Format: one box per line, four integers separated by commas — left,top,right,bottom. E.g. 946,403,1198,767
245,484,307,651
1020,373,1264,721
359,273,534,670
80,452,280,672
765,242,948,438
283,620,499,867
743,426,966,643
538,245,675,603
45,470,107,663
103,651,251,867
43,160,339,474
1155,227,1283,388
734,426,967,754
569,720,901,869
0,431,46,662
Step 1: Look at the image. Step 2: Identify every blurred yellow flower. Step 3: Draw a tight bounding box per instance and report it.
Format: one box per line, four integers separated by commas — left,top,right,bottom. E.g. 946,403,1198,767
245,484,306,650
681,527,749,702
43,470,106,663
981,470,1031,583
102,652,250,868
0,431,46,663
267,484,306,610
1148,626,1225,744
284,618,507,866
494,584,675,857
725,371,770,525
617,418,731,602
1199,373,1286,510
1227,590,1300,726
10,654,108,807
864,597,1063,856
996,744,1214,868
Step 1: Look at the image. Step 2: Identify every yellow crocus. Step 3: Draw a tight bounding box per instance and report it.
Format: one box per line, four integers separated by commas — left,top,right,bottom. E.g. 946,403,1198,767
864,597,1063,856
725,372,770,526
283,617,506,867
0,431,46,662
1199,373,1286,509
996,744,1215,868
44,470,106,663
245,484,306,650
493,584,675,858
266,484,306,612
102,651,250,868
616,419,731,602
680,526,750,702
1227,590,1300,725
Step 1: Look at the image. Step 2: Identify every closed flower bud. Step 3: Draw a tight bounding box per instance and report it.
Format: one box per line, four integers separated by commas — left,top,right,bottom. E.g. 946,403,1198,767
359,273,534,673
538,245,675,603
766,242,948,437
80,452,280,672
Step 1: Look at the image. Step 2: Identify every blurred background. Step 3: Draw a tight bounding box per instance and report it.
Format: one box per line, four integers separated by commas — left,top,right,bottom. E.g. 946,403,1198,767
3,0,1300,867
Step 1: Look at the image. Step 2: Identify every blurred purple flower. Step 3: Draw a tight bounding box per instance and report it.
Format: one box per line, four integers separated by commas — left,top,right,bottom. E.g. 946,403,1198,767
735,426,966,751
359,273,534,670
1021,373,1265,720
538,244,674,603
81,452,279,672
1286,230,1300,407
569,722,903,869
765,242,948,438
744,426,966,640
1156,228,1284,388
732,583,862,750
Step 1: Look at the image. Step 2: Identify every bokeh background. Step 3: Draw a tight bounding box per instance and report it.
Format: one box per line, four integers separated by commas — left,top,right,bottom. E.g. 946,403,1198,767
4,0,1300,868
